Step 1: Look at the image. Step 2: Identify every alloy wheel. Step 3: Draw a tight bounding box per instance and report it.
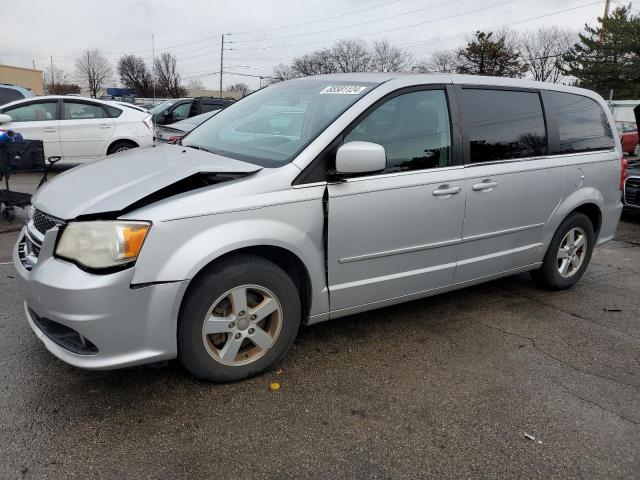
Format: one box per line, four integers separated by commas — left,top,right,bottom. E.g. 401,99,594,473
201,284,283,366
634,143,640,157
557,227,587,278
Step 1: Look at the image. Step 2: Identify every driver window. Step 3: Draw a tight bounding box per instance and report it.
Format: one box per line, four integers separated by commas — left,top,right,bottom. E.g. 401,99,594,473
344,89,452,173
171,102,192,120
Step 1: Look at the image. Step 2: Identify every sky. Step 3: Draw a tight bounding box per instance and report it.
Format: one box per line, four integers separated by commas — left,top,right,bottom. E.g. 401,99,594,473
2,0,632,92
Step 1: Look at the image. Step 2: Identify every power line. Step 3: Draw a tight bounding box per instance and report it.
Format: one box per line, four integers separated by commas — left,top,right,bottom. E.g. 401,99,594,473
228,0,520,51
228,0,468,44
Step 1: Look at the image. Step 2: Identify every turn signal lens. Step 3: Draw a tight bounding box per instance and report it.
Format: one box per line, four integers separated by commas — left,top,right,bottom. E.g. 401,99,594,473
122,225,149,258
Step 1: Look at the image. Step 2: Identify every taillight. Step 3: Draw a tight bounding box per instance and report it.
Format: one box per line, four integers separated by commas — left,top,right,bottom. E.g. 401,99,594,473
167,135,183,144
621,157,628,191
142,115,153,131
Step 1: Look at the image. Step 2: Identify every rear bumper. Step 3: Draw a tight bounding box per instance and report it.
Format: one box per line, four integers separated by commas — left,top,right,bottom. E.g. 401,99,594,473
14,227,187,370
597,201,623,246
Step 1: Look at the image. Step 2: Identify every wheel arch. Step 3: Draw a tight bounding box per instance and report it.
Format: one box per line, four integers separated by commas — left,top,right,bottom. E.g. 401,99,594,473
179,244,313,325
107,138,139,154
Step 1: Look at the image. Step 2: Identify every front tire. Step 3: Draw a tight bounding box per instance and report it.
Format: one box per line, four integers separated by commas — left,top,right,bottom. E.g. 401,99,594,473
531,212,595,290
178,255,301,382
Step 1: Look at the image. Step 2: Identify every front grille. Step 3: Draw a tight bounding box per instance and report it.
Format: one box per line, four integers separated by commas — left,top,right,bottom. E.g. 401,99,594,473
624,177,640,207
29,309,98,355
32,209,64,236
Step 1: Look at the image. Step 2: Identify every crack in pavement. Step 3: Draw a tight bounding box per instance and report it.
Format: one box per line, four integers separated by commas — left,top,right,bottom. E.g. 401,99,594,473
477,321,640,392
496,286,640,343
553,381,639,426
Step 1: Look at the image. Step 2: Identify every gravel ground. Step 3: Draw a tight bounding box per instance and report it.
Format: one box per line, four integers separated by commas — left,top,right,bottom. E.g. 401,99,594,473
0,173,638,479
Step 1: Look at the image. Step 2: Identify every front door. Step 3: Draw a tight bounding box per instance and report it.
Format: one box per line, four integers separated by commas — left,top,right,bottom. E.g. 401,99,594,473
1,99,62,158
59,100,114,161
327,88,466,313
455,88,564,283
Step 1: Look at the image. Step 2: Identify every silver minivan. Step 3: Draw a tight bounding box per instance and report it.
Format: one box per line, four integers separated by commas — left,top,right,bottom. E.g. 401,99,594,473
14,74,624,381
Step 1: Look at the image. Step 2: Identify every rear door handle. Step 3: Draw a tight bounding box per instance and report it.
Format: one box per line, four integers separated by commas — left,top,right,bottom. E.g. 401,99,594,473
432,185,462,197
472,180,499,191
98,124,112,129
43,128,57,133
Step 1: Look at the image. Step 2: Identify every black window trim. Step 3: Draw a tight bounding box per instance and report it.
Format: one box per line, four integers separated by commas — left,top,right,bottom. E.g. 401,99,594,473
293,83,463,185
456,84,550,167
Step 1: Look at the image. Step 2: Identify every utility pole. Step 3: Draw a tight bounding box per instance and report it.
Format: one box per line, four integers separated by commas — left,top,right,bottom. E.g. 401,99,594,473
152,34,156,100
50,55,54,86
603,0,611,19
220,34,225,98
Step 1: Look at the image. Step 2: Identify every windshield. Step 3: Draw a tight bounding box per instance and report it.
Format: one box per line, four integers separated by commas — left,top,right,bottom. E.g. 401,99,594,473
182,79,376,167
149,100,178,115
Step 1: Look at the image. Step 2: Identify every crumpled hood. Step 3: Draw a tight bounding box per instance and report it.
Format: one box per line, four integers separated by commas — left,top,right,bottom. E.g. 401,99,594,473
32,144,260,220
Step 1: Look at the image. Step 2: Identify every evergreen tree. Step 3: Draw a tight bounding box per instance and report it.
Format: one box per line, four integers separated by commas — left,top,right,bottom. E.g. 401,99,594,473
456,31,527,78
564,6,640,99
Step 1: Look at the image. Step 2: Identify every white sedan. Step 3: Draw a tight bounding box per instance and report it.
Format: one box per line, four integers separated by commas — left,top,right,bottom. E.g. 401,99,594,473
0,96,154,164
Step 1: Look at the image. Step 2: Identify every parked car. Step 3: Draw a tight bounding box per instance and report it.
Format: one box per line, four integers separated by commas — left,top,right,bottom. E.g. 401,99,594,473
0,83,34,106
14,74,623,382
154,110,219,143
0,95,154,164
616,121,639,156
623,161,640,210
152,97,234,126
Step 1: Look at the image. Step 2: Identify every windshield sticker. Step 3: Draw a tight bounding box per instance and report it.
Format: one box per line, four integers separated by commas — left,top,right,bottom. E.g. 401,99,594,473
319,85,367,95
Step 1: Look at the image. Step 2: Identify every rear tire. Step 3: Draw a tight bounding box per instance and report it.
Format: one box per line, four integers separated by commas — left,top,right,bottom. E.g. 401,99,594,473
178,254,301,382
530,212,595,290
107,140,138,155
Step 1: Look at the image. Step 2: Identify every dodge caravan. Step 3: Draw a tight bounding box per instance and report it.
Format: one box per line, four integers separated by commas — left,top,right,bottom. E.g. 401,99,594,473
14,74,624,381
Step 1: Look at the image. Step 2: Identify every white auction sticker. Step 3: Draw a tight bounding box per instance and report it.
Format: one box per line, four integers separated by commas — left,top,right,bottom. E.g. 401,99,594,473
319,85,367,95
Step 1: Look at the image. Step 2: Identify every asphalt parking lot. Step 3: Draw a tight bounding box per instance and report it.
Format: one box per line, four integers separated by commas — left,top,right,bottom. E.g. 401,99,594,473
0,174,639,479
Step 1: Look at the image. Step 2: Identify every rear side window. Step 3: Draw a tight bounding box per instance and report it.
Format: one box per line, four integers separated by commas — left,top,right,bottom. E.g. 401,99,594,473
0,87,25,105
63,101,107,120
106,106,122,118
201,103,224,113
463,89,547,163
344,89,452,173
545,91,614,153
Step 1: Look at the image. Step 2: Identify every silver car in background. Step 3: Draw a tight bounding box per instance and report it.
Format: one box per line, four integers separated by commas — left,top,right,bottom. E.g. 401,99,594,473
14,73,623,381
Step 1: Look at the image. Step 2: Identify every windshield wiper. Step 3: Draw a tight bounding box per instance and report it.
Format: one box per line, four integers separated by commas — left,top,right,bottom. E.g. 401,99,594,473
184,144,214,154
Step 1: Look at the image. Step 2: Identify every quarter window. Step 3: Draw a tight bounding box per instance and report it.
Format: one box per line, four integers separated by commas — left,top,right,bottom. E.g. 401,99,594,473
3,100,58,122
63,101,106,120
545,92,614,153
344,89,452,173
463,89,547,163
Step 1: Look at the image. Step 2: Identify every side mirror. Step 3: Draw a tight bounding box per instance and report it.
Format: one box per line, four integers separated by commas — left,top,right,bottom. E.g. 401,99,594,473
0,114,12,125
335,141,386,175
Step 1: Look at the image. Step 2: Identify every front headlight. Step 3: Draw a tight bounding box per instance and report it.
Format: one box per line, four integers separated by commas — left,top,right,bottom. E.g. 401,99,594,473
55,221,151,270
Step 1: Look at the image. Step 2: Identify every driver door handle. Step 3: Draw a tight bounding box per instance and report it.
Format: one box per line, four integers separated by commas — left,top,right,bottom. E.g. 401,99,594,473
472,180,499,191
432,185,462,197
98,123,112,129
43,128,57,133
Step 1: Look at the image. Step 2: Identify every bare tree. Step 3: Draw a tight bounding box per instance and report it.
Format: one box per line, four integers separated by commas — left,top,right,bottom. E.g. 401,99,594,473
418,50,458,73
227,82,250,96
117,55,152,96
74,50,112,97
332,39,372,72
44,63,68,87
518,27,576,83
271,38,413,81
370,39,413,72
153,52,186,98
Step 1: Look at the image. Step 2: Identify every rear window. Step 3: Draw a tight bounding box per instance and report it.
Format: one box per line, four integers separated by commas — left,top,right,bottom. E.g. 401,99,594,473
545,91,614,153
463,89,547,163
